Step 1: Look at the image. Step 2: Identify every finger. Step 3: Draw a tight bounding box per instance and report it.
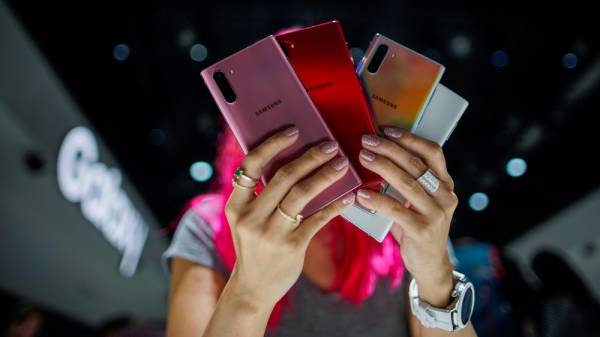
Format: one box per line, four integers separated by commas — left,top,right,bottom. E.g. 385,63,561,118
361,134,453,203
251,140,340,215
230,126,299,208
279,156,350,218
362,134,430,180
382,127,454,189
359,149,440,214
355,188,426,240
292,192,356,244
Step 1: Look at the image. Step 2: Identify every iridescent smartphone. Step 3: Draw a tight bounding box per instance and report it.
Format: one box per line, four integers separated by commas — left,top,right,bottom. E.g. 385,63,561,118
276,21,383,188
356,34,445,132
201,36,361,217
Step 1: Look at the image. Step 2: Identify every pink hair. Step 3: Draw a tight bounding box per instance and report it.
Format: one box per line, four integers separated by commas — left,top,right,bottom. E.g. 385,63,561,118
177,127,404,329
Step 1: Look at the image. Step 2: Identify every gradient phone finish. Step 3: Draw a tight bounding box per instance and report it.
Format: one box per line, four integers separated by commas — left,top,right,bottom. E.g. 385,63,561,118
201,36,361,217
276,21,382,188
357,34,445,132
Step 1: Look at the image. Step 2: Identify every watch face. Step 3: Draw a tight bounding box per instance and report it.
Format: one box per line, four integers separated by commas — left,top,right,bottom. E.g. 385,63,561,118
460,286,475,326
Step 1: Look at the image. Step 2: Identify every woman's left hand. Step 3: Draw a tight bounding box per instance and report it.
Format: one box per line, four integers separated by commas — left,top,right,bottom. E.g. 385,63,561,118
356,127,459,307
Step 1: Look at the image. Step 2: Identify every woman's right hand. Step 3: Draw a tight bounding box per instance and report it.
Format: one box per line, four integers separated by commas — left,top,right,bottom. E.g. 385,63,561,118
224,125,356,310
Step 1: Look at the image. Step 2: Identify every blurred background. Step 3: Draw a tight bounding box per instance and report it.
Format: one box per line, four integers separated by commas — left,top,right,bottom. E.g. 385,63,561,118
1,0,599,336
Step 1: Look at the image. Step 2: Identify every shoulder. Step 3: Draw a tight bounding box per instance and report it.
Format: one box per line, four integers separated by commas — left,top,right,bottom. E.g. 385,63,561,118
162,194,228,277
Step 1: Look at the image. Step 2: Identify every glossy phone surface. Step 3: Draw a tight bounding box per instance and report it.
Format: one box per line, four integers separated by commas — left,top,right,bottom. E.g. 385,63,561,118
276,21,382,188
201,36,361,217
357,34,445,132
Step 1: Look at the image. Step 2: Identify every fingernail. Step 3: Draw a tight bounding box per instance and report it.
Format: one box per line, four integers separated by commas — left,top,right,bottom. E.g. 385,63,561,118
283,126,299,136
362,134,381,147
359,149,376,162
330,157,348,171
320,141,338,154
357,188,371,199
341,192,356,205
383,127,403,138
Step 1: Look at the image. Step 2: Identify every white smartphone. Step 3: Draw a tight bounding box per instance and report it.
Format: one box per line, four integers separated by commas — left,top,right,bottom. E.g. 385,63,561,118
341,84,469,241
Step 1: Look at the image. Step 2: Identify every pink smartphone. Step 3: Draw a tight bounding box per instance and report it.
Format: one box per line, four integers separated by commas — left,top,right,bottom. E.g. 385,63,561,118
200,36,361,217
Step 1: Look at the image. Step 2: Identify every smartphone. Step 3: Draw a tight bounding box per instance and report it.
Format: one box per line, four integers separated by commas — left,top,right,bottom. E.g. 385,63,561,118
341,84,469,241
276,21,382,188
356,33,445,132
201,36,362,217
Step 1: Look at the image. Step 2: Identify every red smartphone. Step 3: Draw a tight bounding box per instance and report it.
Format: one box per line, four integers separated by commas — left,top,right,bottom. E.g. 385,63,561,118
200,36,361,217
276,21,383,188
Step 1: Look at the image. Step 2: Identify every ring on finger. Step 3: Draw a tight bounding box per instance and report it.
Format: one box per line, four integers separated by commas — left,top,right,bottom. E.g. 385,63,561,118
276,203,303,226
234,167,258,186
231,178,256,191
417,169,440,193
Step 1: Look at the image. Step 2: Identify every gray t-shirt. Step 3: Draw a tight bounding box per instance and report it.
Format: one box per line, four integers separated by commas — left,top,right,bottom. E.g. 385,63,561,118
162,210,410,337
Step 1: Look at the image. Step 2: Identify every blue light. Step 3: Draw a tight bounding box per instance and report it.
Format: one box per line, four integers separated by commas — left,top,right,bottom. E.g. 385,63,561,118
469,192,489,212
190,44,208,62
492,50,508,68
190,161,213,182
506,158,527,177
562,53,578,69
113,44,130,61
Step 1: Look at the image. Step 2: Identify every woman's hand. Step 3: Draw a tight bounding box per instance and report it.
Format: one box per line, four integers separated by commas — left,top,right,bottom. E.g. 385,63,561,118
224,126,356,311
356,127,458,307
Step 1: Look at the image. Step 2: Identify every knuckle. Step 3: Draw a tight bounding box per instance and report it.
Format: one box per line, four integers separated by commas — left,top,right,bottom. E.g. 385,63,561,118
289,183,309,199
242,153,261,171
306,146,326,165
273,163,294,182
409,155,427,172
404,176,420,192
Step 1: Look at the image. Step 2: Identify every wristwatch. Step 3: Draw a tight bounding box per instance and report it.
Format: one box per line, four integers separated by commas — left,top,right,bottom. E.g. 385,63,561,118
408,271,475,331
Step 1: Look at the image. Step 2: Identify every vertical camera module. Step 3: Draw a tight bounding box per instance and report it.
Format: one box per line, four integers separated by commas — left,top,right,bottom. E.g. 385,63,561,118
214,71,236,103
367,44,388,73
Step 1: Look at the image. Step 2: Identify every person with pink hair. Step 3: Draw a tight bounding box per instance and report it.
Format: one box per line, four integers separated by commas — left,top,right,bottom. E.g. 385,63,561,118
163,124,477,337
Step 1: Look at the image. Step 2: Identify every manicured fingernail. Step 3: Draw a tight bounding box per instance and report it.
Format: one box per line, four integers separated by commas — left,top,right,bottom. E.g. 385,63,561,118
383,127,403,138
320,141,338,154
283,126,299,136
341,192,356,205
359,149,376,161
357,188,371,199
362,134,381,146
330,157,348,171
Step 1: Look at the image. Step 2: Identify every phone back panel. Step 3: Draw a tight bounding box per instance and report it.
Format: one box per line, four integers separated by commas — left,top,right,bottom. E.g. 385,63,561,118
276,21,382,188
201,36,361,217
357,34,444,132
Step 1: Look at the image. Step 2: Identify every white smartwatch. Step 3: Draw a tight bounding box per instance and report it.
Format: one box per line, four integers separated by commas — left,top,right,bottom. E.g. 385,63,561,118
408,271,475,331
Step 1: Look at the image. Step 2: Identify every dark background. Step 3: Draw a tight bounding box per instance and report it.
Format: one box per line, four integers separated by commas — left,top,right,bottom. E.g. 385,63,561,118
5,0,599,244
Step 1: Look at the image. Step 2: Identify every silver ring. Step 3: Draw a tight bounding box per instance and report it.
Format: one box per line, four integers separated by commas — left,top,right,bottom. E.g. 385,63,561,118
417,169,440,193
276,204,303,226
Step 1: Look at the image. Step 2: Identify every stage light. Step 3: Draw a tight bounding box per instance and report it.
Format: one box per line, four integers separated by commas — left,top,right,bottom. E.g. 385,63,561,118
563,53,578,69
178,28,196,49
190,161,213,182
469,192,489,212
113,44,130,61
190,44,208,62
492,50,508,68
506,158,527,177
450,35,471,58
